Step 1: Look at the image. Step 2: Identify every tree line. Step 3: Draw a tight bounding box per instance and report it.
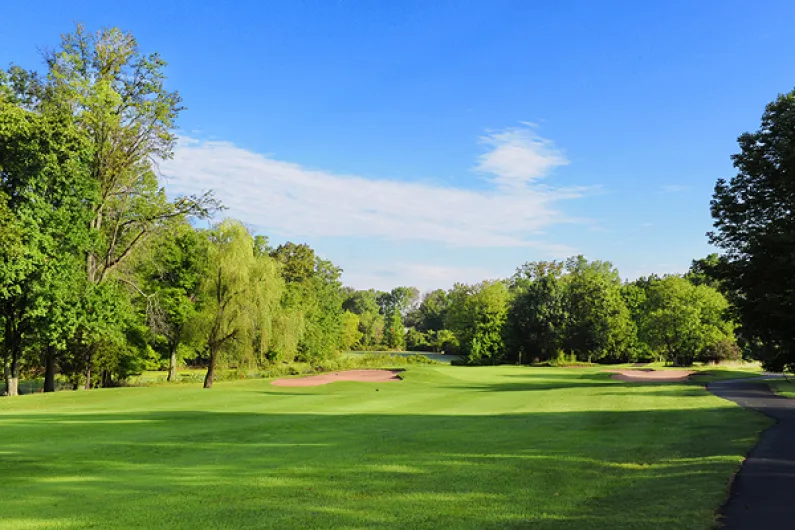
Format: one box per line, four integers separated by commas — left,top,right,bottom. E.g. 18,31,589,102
2,25,793,396
373,256,735,367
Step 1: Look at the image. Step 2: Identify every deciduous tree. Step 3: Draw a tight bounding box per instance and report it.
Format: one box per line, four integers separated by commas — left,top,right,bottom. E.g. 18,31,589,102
709,89,795,371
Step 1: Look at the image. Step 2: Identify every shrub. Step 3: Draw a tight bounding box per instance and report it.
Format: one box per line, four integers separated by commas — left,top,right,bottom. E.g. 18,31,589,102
699,339,742,364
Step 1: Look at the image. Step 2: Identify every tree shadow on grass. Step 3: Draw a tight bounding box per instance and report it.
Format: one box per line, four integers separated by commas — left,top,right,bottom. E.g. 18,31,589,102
0,405,771,529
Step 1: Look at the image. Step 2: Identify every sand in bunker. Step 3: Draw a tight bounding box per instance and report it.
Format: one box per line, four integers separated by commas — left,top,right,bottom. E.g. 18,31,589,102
608,369,695,382
272,369,402,387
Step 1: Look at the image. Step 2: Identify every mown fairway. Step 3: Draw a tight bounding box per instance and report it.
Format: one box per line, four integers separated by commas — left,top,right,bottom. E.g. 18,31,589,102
0,366,770,529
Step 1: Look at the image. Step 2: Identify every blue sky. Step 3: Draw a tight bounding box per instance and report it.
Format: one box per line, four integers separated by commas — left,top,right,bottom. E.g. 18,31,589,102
2,1,795,291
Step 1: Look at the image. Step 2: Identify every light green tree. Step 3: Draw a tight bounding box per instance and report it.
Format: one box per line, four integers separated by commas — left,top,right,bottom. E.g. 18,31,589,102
639,276,734,366
136,221,208,381
563,256,635,362
340,311,362,351
446,281,509,365
41,25,217,387
194,221,283,388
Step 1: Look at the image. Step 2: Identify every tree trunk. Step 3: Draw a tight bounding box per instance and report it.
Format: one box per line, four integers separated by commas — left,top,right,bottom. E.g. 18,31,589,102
44,346,56,393
8,351,20,397
2,353,9,396
203,351,216,389
84,354,91,390
167,341,178,382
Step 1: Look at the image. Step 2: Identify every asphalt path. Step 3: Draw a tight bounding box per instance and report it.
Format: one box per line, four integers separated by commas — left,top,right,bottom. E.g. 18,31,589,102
708,376,795,529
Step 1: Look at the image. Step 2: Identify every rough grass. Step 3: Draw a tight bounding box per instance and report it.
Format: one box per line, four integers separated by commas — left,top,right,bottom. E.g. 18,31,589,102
0,365,770,529
768,377,795,398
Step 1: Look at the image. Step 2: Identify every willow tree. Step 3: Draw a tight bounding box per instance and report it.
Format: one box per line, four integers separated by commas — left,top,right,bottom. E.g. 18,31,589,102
196,221,282,389
40,25,217,386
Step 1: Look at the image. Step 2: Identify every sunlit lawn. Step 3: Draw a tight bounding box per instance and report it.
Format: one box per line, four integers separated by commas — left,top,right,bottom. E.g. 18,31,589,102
0,365,770,529
768,377,795,398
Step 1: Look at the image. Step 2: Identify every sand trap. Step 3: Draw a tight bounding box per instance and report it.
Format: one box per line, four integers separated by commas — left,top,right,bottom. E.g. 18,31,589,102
271,369,402,387
608,369,695,382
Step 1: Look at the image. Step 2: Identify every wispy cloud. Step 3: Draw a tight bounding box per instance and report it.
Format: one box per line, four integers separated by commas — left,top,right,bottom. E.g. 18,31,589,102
475,122,569,190
160,124,584,250
342,263,506,292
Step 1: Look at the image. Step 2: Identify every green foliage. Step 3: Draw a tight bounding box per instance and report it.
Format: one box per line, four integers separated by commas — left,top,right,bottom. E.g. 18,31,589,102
136,221,208,380
505,260,568,363
505,257,636,364
709,89,795,372
446,281,509,364
0,99,94,394
340,311,362,351
636,276,735,366
563,257,635,363
193,220,284,388
405,327,430,351
342,289,386,348
406,289,449,332
699,338,742,364
384,311,405,350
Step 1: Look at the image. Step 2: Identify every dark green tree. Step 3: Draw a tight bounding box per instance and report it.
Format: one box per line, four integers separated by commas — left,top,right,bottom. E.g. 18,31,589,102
505,261,568,364
709,89,795,371
0,100,94,395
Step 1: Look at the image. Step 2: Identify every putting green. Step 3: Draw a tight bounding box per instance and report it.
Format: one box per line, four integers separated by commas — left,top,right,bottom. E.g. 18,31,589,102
0,366,770,528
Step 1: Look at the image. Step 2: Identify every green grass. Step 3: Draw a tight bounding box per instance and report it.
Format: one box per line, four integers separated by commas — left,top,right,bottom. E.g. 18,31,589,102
768,377,795,398
688,368,765,383
345,350,462,364
0,365,770,529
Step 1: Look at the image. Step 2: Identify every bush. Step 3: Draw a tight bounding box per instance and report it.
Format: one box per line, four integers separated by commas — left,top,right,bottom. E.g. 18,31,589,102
699,339,742,364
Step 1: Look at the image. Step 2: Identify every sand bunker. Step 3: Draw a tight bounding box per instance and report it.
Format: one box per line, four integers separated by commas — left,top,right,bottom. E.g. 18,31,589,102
271,369,402,387
608,369,695,382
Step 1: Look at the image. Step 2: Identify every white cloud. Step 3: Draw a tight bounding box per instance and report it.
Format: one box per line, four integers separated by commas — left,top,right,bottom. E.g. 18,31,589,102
342,263,507,293
474,122,569,189
160,125,584,250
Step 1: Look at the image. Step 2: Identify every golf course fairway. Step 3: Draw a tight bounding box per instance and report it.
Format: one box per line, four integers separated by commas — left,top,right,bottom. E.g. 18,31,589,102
0,366,770,529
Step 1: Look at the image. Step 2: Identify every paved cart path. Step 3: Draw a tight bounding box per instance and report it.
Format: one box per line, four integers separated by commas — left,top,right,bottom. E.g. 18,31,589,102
708,377,795,529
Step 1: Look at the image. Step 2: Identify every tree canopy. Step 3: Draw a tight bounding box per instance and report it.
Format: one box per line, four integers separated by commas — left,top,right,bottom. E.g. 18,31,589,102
709,89,795,372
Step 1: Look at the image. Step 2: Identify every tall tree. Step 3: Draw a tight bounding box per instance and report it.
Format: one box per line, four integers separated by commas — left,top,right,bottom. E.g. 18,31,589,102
342,289,385,348
271,243,344,361
709,89,795,371
42,25,217,386
0,100,93,395
446,281,509,365
563,257,635,363
195,220,282,389
137,221,208,381
384,311,406,350
638,276,734,366
505,261,568,364
408,289,450,332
